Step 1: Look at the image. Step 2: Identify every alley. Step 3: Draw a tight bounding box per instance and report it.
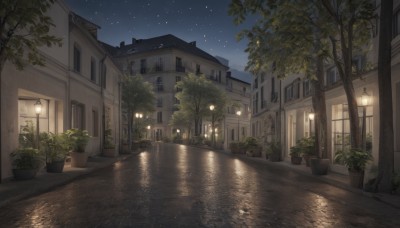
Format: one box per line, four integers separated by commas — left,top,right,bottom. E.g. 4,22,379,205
0,143,399,227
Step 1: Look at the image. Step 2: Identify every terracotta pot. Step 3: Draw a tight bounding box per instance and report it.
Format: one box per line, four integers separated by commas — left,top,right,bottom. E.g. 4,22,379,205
348,169,364,188
291,156,302,165
103,148,116,157
46,160,65,173
303,155,317,167
12,169,37,180
70,152,88,168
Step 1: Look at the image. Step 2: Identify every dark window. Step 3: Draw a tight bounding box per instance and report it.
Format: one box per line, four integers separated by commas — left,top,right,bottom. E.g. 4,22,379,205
157,97,163,107
157,112,163,123
140,59,147,74
231,129,235,141
261,86,266,109
271,77,275,93
394,9,400,38
303,79,312,97
101,64,107,89
92,109,98,137
261,73,265,83
326,67,340,86
90,57,96,82
71,102,85,130
156,77,163,92
218,71,222,82
176,57,185,72
129,61,135,75
73,45,81,73
254,78,258,90
196,64,201,74
285,79,300,102
155,58,163,72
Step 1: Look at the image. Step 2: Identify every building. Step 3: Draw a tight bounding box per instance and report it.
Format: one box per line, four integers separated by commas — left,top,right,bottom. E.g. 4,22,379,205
251,2,400,177
0,1,122,181
102,34,251,148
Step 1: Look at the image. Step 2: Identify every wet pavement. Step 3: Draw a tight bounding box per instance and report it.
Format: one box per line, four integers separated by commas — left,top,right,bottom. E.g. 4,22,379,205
0,143,399,227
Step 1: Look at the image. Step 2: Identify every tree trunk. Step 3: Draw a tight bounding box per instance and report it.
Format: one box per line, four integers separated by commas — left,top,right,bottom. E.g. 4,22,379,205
194,117,200,136
312,55,328,158
127,111,133,149
374,0,394,193
342,77,361,149
0,60,4,183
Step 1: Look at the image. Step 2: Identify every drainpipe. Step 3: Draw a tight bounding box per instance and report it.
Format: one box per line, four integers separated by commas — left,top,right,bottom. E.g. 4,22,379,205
100,55,107,155
118,76,122,154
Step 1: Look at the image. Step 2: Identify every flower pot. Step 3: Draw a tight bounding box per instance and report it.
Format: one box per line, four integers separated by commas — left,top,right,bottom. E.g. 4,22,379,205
291,156,302,165
310,158,329,175
70,152,88,168
103,148,116,157
303,155,317,167
12,169,38,180
46,160,65,173
348,169,364,188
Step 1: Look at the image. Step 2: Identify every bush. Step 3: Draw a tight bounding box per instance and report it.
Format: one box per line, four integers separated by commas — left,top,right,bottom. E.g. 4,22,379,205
104,129,115,149
10,148,44,170
334,148,373,172
64,129,90,153
173,134,183,144
189,136,203,145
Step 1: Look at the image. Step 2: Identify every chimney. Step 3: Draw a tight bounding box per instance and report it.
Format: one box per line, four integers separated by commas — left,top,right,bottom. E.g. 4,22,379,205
190,41,196,47
132,38,137,44
120,41,125,48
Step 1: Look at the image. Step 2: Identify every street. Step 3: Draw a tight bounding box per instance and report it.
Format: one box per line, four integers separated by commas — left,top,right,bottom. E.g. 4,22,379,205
0,143,399,227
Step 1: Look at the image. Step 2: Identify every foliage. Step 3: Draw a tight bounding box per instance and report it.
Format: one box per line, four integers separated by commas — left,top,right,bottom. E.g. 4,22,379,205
0,0,62,71
122,75,155,114
265,139,281,155
243,137,259,149
189,136,204,146
64,129,90,153
297,137,315,156
18,120,36,148
104,129,115,149
289,146,302,157
40,132,69,162
334,148,373,172
10,148,43,170
176,73,226,136
173,134,183,144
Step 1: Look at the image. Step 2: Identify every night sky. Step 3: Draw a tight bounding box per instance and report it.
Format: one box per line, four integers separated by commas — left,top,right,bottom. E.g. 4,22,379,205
65,0,255,81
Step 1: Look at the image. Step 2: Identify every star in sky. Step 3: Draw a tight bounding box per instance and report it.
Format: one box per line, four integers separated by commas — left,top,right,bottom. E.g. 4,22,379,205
65,0,256,78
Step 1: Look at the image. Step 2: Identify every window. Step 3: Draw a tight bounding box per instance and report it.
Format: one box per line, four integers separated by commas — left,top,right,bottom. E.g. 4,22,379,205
271,77,275,93
90,57,96,82
157,111,163,123
176,76,181,83
303,79,312,97
156,77,163,92
129,61,135,75
176,57,184,72
71,102,84,130
101,64,107,89
140,59,147,74
218,71,222,83
231,129,235,141
254,78,258,90
261,86,266,109
352,55,366,74
73,45,81,73
157,97,163,107
261,73,265,83
92,109,98,137
284,79,300,102
326,67,340,86
196,64,201,74
155,57,163,72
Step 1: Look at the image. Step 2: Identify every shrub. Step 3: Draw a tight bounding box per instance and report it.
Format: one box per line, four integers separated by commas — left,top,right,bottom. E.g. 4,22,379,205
334,148,373,172
10,148,44,170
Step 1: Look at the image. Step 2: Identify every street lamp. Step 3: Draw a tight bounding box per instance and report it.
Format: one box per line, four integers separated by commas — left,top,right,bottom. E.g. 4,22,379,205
146,125,151,139
360,88,371,152
209,104,216,147
34,99,42,149
308,110,315,137
236,110,242,141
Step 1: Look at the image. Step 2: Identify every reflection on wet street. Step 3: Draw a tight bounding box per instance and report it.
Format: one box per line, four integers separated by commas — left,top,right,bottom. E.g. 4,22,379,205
0,143,399,227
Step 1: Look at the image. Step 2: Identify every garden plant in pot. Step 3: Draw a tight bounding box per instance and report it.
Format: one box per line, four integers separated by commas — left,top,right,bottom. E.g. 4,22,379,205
103,129,116,157
10,148,44,180
40,132,69,173
297,137,315,167
244,137,262,157
334,148,373,188
289,145,302,165
265,139,281,162
65,129,90,168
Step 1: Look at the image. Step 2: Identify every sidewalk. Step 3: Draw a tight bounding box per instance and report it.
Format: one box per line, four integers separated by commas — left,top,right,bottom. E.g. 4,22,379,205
0,152,137,209
227,152,400,210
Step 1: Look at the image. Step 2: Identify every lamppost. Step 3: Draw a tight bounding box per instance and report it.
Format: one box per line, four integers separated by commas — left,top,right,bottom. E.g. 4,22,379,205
146,125,151,140
360,88,371,152
134,113,143,140
236,110,242,141
34,99,42,149
308,110,315,137
209,104,215,147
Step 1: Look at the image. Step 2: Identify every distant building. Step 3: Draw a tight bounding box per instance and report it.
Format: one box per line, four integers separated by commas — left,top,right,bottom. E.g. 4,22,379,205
102,34,250,148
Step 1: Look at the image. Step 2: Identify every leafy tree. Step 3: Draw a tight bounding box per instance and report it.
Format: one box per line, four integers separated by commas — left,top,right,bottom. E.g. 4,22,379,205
229,0,375,152
122,75,155,146
0,0,62,181
373,0,394,193
175,74,225,137
170,110,192,139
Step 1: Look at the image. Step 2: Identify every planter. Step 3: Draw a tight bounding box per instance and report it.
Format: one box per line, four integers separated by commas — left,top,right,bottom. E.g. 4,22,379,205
348,169,364,189
303,155,317,167
70,152,88,168
103,148,116,157
310,158,329,175
46,160,65,173
290,156,302,165
12,169,37,180
247,146,262,157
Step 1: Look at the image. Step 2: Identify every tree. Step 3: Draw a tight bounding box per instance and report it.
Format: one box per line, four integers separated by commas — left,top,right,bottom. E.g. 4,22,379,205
0,0,62,182
175,74,225,137
229,0,375,152
121,75,155,146
373,0,394,193
170,110,192,139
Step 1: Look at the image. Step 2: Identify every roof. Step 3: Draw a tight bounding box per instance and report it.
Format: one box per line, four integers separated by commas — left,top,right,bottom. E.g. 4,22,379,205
100,34,224,66
227,74,251,85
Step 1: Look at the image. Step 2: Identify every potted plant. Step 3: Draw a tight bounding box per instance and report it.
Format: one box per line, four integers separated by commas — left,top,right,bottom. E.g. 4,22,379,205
10,148,44,180
103,129,116,157
265,140,281,162
64,129,90,168
244,137,262,157
334,148,373,188
40,132,69,173
289,146,302,165
297,137,315,167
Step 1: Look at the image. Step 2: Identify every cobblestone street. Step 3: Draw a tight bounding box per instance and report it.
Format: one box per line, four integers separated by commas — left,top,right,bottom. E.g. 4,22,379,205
0,143,399,227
